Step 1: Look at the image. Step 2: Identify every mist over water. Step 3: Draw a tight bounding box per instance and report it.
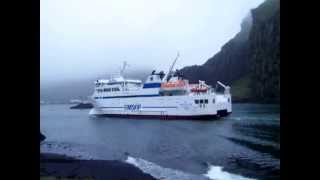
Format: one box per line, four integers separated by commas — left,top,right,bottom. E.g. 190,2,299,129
40,68,152,103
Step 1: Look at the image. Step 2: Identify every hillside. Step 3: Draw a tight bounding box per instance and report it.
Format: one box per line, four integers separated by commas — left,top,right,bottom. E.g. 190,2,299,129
249,0,280,103
179,0,280,103
180,13,252,85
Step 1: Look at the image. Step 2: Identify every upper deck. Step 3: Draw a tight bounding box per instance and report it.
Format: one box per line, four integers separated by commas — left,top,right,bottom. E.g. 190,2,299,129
91,69,231,100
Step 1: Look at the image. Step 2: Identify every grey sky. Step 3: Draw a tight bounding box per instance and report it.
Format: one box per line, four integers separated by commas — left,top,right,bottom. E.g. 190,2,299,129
41,0,263,83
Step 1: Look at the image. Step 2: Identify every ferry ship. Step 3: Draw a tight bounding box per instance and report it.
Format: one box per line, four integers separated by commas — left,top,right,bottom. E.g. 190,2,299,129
89,54,232,120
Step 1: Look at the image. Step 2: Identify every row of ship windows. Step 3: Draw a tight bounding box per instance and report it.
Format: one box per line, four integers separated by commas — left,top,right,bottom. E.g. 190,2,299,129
96,88,120,93
96,82,142,87
195,99,215,104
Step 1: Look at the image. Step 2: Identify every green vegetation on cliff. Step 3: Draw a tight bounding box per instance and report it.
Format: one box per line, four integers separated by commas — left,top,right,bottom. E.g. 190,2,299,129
231,75,251,102
180,0,280,103
249,0,280,103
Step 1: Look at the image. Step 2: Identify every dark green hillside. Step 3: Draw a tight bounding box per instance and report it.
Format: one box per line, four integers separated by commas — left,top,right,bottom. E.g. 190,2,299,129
249,0,280,103
180,0,280,103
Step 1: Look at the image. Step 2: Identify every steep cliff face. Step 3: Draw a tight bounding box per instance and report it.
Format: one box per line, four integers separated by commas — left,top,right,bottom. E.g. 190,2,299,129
180,13,252,85
249,0,280,103
180,0,280,103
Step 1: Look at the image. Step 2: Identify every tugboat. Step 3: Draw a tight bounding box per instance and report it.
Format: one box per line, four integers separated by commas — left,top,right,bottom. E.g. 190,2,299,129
89,53,232,120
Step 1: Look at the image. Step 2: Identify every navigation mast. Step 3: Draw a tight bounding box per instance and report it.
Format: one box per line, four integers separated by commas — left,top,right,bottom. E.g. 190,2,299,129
120,61,128,77
165,51,180,82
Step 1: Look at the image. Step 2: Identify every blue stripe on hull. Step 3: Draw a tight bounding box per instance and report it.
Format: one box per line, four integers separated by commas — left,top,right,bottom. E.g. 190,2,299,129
142,83,161,88
142,106,177,108
100,107,123,108
100,106,177,109
94,114,221,120
95,94,160,99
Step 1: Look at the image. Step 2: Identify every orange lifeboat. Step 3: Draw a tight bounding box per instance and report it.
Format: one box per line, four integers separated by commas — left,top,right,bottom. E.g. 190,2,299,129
161,80,186,89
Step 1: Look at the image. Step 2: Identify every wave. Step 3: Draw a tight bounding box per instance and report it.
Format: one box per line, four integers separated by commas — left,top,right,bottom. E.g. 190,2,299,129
125,156,206,180
230,116,280,122
125,156,256,180
41,142,259,180
204,165,257,180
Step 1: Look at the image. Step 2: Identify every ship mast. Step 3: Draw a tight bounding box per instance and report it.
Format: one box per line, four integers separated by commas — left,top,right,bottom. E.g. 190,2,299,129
165,52,180,82
120,61,128,77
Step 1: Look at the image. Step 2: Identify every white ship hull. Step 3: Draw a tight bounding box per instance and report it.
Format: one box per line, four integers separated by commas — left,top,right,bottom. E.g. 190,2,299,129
89,93,231,120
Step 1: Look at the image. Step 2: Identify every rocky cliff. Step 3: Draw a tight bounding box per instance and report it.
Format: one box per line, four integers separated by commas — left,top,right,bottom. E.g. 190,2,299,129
180,13,252,86
249,0,280,103
179,0,280,103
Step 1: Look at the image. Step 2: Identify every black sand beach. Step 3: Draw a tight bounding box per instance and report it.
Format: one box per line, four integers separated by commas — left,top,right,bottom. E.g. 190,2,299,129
40,153,156,180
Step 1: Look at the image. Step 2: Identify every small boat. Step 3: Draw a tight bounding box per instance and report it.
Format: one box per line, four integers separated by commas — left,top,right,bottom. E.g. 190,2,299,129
70,101,93,109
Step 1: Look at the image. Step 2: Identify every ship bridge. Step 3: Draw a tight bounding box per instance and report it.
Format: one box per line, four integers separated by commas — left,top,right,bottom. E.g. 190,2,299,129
142,70,165,89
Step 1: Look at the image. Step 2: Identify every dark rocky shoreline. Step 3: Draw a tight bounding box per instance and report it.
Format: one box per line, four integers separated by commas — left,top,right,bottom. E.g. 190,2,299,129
40,153,156,180
40,131,46,142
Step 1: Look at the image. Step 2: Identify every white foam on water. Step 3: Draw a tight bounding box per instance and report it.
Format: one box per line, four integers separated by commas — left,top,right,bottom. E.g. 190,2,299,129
125,156,208,180
204,165,257,180
126,156,139,167
125,156,258,180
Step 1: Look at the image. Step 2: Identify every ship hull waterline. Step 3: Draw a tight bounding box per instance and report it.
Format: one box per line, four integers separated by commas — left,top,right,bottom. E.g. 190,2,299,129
89,108,231,120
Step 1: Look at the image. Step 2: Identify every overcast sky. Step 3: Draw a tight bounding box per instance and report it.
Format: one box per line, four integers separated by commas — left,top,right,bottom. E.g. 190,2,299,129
41,0,263,83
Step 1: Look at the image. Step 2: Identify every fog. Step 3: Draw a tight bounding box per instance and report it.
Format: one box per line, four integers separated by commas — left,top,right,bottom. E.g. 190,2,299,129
41,0,263,85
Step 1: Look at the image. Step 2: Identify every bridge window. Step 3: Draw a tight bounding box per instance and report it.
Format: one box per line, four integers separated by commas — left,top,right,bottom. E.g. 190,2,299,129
195,100,199,104
200,99,203,104
204,99,208,104
213,98,215,104
104,88,111,92
111,88,120,91
107,82,123,85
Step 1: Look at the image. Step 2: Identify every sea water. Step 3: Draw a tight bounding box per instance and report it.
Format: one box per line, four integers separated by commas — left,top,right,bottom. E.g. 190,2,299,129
40,103,280,180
